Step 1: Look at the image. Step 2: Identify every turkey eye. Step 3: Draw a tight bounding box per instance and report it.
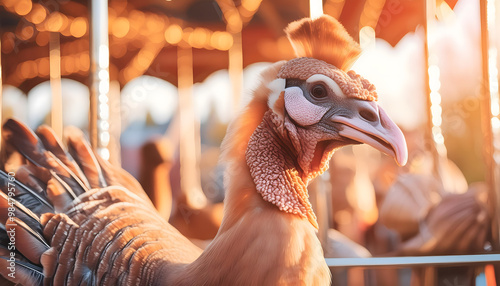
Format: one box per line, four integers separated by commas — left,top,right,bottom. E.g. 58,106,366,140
311,84,327,99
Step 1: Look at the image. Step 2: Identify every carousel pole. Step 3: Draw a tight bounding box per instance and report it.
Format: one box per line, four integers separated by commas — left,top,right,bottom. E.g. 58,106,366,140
89,0,113,162
309,0,323,19
0,36,2,146
420,1,443,284
228,30,243,113
216,0,259,114
49,31,63,139
479,0,500,250
423,0,446,181
358,0,386,49
177,44,207,209
306,0,334,268
222,3,243,115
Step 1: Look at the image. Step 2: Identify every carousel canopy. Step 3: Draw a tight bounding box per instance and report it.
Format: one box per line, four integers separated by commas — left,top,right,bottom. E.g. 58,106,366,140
0,0,458,93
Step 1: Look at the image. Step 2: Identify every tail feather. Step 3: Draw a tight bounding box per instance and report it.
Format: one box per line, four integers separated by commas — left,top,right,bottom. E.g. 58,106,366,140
0,245,11,257
8,218,49,265
1,142,26,173
16,164,51,185
46,177,77,213
2,120,88,196
0,244,33,266
2,120,52,169
49,168,80,200
0,255,43,286
0,169,50,285
0,192,43,235
0,229,31,268
65,126,108,189
46,152,89,198
95,155,155,206
0,225,9,248
0,170,53,215
36,125,92,190
0,119,158,284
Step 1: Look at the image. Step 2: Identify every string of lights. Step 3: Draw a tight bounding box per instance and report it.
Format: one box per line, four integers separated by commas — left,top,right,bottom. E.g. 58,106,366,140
0,1,235,87
424,0,447,183
486,0,500,166
480,0,500,249
90,0,111,161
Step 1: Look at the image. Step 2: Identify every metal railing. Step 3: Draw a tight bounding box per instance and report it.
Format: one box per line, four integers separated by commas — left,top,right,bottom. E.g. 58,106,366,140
326,254,500,286
0,0,499,285
326,254,500,268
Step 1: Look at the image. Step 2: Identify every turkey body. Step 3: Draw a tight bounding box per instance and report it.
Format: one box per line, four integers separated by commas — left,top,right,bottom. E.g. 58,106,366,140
0,15,407,286
0,117,329,285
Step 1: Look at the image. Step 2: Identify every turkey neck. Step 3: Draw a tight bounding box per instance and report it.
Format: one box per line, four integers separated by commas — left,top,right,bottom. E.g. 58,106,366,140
245,110,318,227
219,110,318,231
162,111,329,285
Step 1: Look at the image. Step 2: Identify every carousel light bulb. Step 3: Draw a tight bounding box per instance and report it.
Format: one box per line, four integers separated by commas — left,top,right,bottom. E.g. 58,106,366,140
14,0,32,16
492,117,500,131
45,12,64,32
98,147,110,160
99,102,109,120
359,26,375,50
99,94,109,104
99,120,110,131
488,47,499,118
241,0,262,12
111,17,130,38
165,24,183,45
27,4,47,25
427,63,445,147
98,44,109,69
70,17,87,38
99,131,110,146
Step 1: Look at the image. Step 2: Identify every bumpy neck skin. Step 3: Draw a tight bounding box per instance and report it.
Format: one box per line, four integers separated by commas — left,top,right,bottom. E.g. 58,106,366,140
162,110,330,286
246,110,318,228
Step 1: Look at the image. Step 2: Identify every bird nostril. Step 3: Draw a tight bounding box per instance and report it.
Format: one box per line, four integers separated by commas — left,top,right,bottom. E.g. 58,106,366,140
359,108,378,123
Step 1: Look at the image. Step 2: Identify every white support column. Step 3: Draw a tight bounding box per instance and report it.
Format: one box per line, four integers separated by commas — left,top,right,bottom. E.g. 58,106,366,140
479,0,500,250
309,0,323,18
89,0,112,161
0,36,2,145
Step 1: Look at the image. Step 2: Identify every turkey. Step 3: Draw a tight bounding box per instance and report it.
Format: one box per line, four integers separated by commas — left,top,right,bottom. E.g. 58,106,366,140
0,15,407,285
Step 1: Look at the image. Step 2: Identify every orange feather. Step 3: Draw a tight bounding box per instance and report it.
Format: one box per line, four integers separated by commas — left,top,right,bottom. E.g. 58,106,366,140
285,15,361,71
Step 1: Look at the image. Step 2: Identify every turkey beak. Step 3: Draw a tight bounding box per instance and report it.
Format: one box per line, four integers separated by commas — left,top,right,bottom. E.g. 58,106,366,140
330,100,408,166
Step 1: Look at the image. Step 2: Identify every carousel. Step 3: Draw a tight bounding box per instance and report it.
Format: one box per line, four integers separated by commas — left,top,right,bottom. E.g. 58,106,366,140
0,0,499,285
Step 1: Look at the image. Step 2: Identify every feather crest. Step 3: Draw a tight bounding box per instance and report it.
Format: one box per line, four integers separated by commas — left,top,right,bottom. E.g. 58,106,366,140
285,15,361,71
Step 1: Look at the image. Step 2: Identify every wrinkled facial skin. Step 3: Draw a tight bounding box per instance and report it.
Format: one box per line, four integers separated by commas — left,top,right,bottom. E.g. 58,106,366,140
285,77,363,128
281,74,408,169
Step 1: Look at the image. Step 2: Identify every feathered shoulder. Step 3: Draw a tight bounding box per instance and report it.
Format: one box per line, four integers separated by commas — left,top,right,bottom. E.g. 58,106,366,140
219,61,286,164
285,15,361,71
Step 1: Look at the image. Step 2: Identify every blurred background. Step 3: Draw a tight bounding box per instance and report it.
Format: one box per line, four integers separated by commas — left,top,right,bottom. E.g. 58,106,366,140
1,0,499,285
